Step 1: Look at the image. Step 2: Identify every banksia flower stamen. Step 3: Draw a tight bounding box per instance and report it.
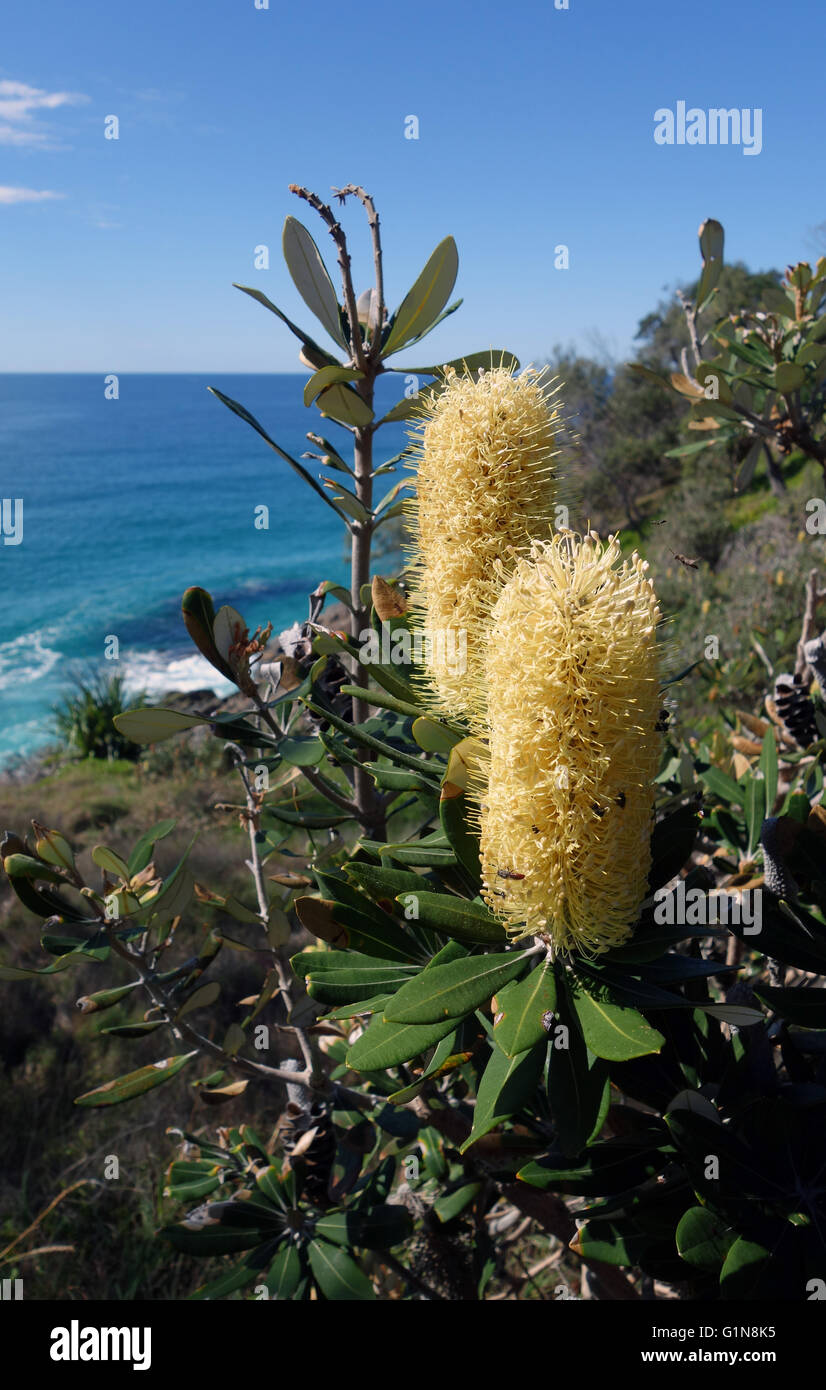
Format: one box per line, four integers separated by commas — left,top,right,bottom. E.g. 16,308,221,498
407,364,559,719
475,531,664,955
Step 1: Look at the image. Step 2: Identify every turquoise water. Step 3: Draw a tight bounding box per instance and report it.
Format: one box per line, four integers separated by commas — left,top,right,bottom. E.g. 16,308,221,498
0,374,408,763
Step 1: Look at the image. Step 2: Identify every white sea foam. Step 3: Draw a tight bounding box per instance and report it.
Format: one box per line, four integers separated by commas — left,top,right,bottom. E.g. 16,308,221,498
121,650,234,699
0,629,62,690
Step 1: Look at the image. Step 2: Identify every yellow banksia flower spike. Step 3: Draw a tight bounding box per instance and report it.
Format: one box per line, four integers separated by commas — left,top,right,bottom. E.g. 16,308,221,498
407,363,560,719
474,530,664,955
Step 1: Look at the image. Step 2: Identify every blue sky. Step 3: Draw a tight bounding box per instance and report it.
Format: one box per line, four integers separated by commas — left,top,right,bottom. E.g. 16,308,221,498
2,0,824,372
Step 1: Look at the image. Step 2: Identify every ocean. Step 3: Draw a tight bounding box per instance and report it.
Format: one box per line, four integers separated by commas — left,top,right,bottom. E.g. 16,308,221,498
0,373,410,766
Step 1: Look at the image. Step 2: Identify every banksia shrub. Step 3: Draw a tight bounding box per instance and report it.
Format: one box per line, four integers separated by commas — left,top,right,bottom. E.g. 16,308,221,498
476,530,663,954
407,364,559,719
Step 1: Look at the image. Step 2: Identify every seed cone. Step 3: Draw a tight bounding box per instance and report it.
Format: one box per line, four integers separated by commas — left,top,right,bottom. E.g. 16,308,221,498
475,531,664,954
407,364,559,719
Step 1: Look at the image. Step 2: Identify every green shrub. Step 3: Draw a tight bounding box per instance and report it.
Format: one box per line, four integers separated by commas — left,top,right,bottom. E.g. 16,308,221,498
4,196,826,1305
52,669,146,762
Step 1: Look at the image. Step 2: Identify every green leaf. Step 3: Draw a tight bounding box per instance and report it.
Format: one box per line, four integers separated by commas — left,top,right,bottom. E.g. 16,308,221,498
138,848,195,925
576,961,695,1013
265,1241,304,1299
460,1040,545,1151
2,853,65,885
439,783,481,882
310,872,408,928
344,861,427,902
411,716,462,755
753,984,826,1027
320,479,371,524
570,1214,658,1268
362,660,429,706
275,735,325,767
719,1235,773,1299
340,685,422,720
385,950,530,1024
75,1052,197,1107
181,586,235,682
303,957,419,1006
0,869,86,922
675,1206,735,1271
695,218,724,311
570,982,665,1061
380,840,456,867
648,806,700,891
394,891,507,944
164,1160,223,1203
91,845,130,879
233,282,340,366
376,383,441,425
797,341,826,367
308,1240,375,1300
548,1033,610,1155
763,286,797,319
383,237,459,357
317,382,374,429
161,1222,266,1257
373,477,413,517
175,980,221,1020
265,805,351,830
303,364,364,407
734,438,763,493
760,725,778,817
297,895,417,963
190,1259,261,1301
744,774,764,858
101,1020,166,1038
699,765,744,806
628,362,671,391
313,1206,413,1249
390,349,519,377
128,818,176,876
303,699,437,775
208,386,345,517
112,706,210,746
345,1011,458,1070
433,1182,484,1222
0,952,97,981
282,216,349,350
774,361,806,393
518,1141,668,1196
493,962,557,1057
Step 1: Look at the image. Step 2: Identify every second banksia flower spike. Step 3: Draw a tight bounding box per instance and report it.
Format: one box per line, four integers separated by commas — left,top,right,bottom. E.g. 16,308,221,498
476,530,664,955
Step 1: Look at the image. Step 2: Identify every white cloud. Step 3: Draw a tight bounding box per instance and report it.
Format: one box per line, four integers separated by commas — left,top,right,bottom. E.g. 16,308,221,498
0,79,88,147
0,186,64,205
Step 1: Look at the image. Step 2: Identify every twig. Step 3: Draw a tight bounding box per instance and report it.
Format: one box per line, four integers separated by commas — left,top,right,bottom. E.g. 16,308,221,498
246,687,360,818
0,1181,97,1262
677,289,702,368
795,568,823,684
332,185,385,357
289,184,367,373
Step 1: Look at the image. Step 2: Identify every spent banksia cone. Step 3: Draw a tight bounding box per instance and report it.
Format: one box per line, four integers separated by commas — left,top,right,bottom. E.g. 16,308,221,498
475,531,664,955
407,364,559,719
